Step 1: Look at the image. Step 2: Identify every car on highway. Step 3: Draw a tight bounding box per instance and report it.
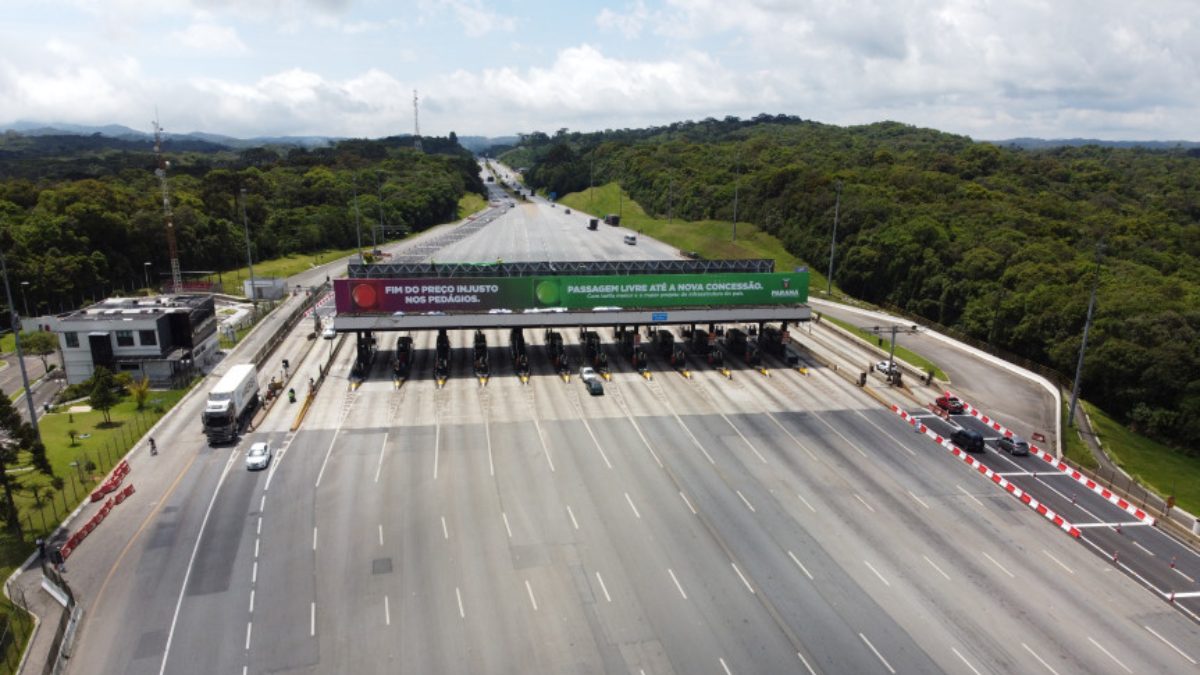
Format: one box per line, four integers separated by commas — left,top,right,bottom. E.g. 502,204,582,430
564,208,571,214
245,441,272,470
321,326,336,339
998,435,1030,456
949,428,985,453
624,234,637,245
579,366,598,382
936,393,965,414
584,377,604,396
875,360,897,375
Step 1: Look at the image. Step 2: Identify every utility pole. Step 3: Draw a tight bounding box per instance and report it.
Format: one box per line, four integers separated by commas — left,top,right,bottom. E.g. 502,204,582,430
668,171,674,225
353,177,364,262
376,174,386,246
1067,242,1105,427
827,180,842,296
0,246,40,441
731,153,740,242
153,114,183,294
412,90,422,152
240,189,258,313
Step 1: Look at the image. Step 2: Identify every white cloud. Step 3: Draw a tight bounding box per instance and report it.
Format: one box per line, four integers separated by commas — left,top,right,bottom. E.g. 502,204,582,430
419,0,515,38
596,0,649,39
170,22,249,53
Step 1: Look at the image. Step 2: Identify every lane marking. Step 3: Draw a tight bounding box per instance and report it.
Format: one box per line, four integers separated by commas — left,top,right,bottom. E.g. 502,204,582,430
923,555,951,581
245,621,252,650
1144,625,1197,664
374,432,389,483
864,560,890,587
732,562,755,594
252,561,257,584
456,587,465,618
679,491,698,515
310,602,315,636
1132,540,1154,556
595,571,612,603
623,410,664,468
854,493,876,513
668,568,688,599
719,657,733,675
736,490,756,513
787,550,814,580
433,420,440,480
566,505,580,530
796,492,816,513
956,484,984,506
525,579,538,611
859,633,896,674
1042,549,1074,575
532,417,556,472
502,511,513,539
254,538,259,559
951,647,983,675
907,490,930,509
797,651,818,675
1022,642,1061,675
625,492,642,519
378,524,383,546
256,518,262,536
384,595,391,625
441,516,449,540
1087,637,1131,674
313,429,340,488
483,415,494,476
1174,567,1196,583
983,552,1015,578
1073,522,1149,528
765,410,819,461
249,589,255,613
578,414,614,469
312,527,317,552
718,411,767,463
260,495,266,512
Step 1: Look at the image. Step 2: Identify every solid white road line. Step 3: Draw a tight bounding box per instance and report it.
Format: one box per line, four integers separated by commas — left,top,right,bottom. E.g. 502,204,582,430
625,492,642,519
668,568,688,599
374,432,388,483
719,411,767,463
956,484,985,506
456,587,465,618
532,417,556,472
245,622,252,650
983,552,1015,578
310,602,315,636
378,524,383,546
1145,625,1198,664
732,562,755,594
595,571,612,603
1022,642,1061,675
1133,540,1154,556
313,429,339,488
1042,549,1074,574
923,555,951,581
433,421,440,480
566,505,580,530
854,493,876,513
736,490,756,512
624,412,664,468
719,656,733,675
907,490,930,509
679,491,698,515
859,633,896,674
1087,637,1132,674
951,647,983,675
787,551,814,580
441,516,449,540
797,651,818,675
525,579,538,611
312,527,317,552
796,492,816,513
864,560,890,587
483,416,494,476
765,411,820,461
580,416,614,469
1173,567,1197,583
384,595,391,625
502,511,513,538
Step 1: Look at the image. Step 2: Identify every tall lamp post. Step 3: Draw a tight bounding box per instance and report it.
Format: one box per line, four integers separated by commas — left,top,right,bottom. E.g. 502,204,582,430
827,180,843,296
143,262,152,296
240,189,258,313
19,281,29,317
0,247,41,441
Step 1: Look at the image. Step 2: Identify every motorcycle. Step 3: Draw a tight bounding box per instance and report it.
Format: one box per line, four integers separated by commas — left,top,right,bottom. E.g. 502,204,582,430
288,388,296,404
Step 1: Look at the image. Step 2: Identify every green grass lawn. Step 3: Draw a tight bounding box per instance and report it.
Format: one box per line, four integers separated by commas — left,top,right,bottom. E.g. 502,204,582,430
212,246,366,297
457,192,488,218
1084,400,1200,514
1061,398,1099,470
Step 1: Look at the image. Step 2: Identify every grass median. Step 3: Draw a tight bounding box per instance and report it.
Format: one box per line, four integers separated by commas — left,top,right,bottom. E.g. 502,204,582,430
1083,401,1200,514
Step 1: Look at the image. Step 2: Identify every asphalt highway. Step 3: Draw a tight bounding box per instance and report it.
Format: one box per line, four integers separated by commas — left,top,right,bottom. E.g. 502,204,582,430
65,169,1200,674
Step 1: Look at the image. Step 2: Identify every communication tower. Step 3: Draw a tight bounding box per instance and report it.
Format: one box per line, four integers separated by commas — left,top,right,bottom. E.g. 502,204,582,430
152,115,183,294
413,89,422,152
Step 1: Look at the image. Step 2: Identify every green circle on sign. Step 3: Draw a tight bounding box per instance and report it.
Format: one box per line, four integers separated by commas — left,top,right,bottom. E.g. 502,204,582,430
535,280,560,306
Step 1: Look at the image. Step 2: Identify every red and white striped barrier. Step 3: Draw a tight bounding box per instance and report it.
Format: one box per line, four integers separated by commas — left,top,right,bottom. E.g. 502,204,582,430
892,406,1080,538
960,402,1156,526
60,483,136,560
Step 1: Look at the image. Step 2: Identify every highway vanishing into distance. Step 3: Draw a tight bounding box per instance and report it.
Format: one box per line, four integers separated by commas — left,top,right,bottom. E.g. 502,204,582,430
63,166,1199,674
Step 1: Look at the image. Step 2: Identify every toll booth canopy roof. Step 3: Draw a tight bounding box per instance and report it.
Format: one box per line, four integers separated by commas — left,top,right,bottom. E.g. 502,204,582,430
348,259,776,279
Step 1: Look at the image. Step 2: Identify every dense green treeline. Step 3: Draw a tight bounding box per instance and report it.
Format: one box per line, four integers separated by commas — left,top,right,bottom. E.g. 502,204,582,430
0,136,484,308
506,117,1200,451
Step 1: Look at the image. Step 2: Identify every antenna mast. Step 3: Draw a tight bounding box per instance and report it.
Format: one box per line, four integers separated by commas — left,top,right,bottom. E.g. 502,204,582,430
153,114,183,294
413,89,422,152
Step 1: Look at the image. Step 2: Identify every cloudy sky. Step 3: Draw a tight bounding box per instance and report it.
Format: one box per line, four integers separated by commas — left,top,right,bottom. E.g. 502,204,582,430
1,0,1197,140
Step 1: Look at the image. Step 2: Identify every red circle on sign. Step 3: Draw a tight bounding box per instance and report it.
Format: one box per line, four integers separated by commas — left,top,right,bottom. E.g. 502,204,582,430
352,282,378,310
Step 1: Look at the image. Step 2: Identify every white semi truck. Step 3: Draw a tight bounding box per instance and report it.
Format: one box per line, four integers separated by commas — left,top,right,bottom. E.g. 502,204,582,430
202,364,260,445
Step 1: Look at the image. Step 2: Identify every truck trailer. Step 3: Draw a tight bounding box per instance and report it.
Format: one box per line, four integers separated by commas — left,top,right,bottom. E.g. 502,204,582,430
202,364,260,445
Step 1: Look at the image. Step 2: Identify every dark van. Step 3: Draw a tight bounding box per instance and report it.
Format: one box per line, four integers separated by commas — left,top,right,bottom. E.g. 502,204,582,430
950,428,985,453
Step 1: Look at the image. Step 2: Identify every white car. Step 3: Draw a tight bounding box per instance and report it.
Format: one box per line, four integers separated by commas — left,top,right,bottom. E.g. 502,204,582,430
579,366,598,382
322,326,337,339
875,360,898,375
246,442,272,471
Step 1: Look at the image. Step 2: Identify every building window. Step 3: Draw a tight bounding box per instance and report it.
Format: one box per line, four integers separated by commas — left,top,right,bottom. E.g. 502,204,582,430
139,330,158,346
65,332,79,348
116,330,134,347
119,363,141,372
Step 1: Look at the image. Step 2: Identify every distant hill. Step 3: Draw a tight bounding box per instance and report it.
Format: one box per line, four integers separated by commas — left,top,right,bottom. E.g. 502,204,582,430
989,137,1200,150
0,121,338,149
457,135,519,154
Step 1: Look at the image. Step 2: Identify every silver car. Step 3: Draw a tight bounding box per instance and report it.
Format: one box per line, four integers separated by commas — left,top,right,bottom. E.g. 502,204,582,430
998,435,1030,456
246,441,272,470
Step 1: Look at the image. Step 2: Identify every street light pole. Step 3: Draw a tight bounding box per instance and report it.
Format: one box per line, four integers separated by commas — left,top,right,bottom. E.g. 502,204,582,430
1067,243,1105,427
731,153,741,242
239,188,258,312
143,262,152,296
353,177,364,262
0,247,42,441
827,180,843,296
19,281,29,317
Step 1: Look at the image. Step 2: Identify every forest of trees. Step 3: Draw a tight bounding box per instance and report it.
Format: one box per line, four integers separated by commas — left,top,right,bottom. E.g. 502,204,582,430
0,134,484,309
507,116,1200,452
